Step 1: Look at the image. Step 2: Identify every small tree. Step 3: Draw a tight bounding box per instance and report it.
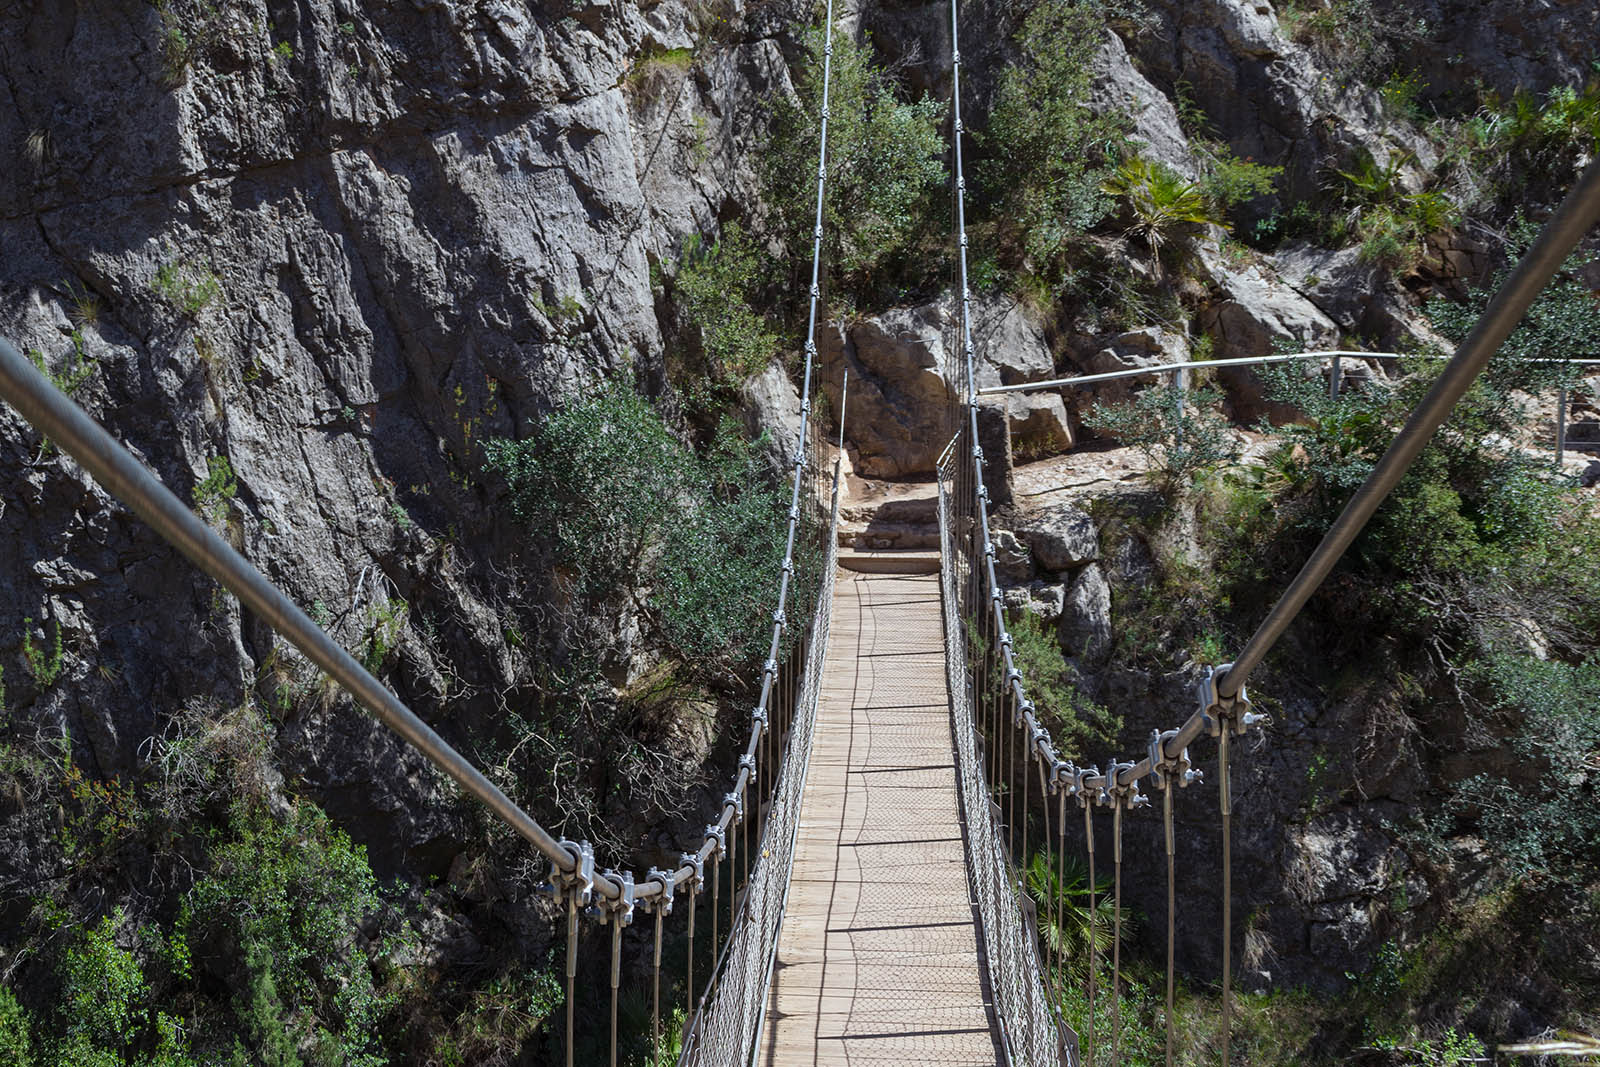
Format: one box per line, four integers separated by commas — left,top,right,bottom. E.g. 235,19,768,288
763,27,947,302
1085,381,1240,491
980,0,1126,282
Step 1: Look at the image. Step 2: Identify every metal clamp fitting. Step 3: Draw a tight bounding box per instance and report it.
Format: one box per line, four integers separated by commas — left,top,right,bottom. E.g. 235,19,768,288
646,867,675,915
599,869,635,927
763,658,779,679
551,839,596,907
680,851,706,891
725,790,744,825
705,823,726,859
1050,759,1074,794
1104,761,1146,809
752,706,768,736
1197,662,1261,736
1149,728,1201,789
1015,696,1034,729
739,753,757,784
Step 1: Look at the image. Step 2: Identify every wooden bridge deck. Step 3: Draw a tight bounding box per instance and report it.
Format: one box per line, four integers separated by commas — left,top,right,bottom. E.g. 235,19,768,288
759,569,1001,1065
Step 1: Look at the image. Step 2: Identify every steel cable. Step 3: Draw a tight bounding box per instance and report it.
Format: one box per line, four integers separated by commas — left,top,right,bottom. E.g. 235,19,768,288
1164,782,1175,1067
1112,799,1124,1067
1220,728,1234,1067
1085,801,1097,1067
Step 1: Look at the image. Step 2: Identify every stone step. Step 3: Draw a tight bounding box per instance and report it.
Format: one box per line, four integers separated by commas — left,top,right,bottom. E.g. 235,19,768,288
838,523,940,551
837,549,942,575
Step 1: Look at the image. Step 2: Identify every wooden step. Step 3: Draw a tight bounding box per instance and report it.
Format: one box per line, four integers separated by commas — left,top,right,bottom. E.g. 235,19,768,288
837,550,941,575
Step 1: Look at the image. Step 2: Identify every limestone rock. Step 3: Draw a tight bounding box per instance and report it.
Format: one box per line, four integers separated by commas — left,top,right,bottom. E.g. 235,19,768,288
1002,580,1066,623
1058,562,1112,665
740,362,804,474
1091,31,1199,180
996,392,1074,455
819,308,955,478
824,296,1061,477
1018,502,1100,572
991,529,1034,584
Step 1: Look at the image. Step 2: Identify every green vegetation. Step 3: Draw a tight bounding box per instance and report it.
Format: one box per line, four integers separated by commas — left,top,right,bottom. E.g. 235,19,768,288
28,331,95,398
1006,612,1118,761
484,384,812,679
155,1,196,86
763,25,946,302
1326,150,1458,269
1101,157,1226,268
22,617,65,689
669,223,778,406
192,455,237,526
1085,381,1240,493
1172,83,1284,229
626,45,694,99
0,694,434,1065
153,259,221,316
978,0,1125,287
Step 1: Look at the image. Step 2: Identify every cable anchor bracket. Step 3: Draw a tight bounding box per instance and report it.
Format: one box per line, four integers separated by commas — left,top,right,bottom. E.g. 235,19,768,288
549,839,596,908
1197,662,1263,737
1149,728,1202,790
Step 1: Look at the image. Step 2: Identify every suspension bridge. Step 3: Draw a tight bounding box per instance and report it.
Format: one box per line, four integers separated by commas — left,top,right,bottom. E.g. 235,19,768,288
2,0,1598,1060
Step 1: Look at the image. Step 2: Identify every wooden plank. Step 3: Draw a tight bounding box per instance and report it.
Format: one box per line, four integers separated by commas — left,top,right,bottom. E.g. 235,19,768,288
759,570,1001,1065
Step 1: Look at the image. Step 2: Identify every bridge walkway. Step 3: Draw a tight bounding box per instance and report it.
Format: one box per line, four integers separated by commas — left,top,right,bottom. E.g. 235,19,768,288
758,564,1002,1065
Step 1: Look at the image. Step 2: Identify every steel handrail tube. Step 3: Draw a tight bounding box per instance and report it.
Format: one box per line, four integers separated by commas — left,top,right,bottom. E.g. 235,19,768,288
976,350,1600,396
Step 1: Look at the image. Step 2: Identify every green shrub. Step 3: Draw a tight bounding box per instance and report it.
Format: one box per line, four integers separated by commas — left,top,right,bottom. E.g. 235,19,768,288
29,331,95,397
1444,655,1600,882
0,986,33,1067
1005,612,1118,761
1197,145,1282,218
1328,150,1459,269
484,387,810,677
671,223,778,393
22,617,65,688
653,425,812,673
485,383,687,603
1084,381,1240,492
189,800,388,1066
153,259,221,316
980,0,1124,283
58,912,148,1052
192,455,237,526
763,26,946,301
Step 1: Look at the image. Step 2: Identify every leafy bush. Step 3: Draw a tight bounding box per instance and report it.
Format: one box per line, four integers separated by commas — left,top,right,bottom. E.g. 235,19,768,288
1444,655,1600,882
486,384,687,604
979,0,1125,283
1327,150,1459,269
0,987,32,1067
189,801,389,1066
1084,381,1240,492
1197,145,1282,219
670,223,778,398
1005,612,1118,761
484,386,811,678
763,26,946,301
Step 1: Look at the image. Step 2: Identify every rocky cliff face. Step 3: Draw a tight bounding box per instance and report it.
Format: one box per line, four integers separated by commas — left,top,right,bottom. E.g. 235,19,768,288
0,0,807,875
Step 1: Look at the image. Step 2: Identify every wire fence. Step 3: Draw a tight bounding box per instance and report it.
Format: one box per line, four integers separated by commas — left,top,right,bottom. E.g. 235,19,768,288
678,461,840,1066
939,435,1073,1067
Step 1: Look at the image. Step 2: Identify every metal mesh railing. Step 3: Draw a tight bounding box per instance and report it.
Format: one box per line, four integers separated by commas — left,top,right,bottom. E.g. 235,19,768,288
938,440,1070,1067
678,467,840,1065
